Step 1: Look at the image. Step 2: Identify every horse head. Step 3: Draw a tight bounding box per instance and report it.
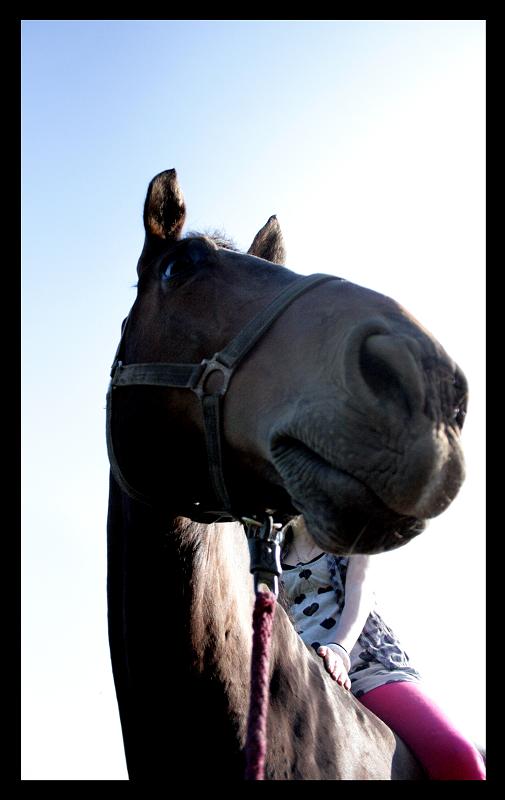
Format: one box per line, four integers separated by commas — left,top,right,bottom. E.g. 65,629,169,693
107,168,467,555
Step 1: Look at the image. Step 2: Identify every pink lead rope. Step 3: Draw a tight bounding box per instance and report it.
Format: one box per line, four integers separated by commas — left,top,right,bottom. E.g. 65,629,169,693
245,588,277,780
243,516,284,781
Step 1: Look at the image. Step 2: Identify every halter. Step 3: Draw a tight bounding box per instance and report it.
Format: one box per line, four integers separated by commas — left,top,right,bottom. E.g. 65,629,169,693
106,271,340,526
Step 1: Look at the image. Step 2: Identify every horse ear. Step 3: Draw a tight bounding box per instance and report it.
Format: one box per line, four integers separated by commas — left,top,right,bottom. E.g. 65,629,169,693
143,169,186,241
247,215,286,264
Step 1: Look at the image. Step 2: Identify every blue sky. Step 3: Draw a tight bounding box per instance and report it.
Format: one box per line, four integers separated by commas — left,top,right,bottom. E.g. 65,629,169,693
22,20,485,779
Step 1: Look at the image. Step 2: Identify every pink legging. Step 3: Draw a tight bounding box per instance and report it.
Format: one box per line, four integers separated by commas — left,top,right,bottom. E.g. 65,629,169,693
358,681,486,780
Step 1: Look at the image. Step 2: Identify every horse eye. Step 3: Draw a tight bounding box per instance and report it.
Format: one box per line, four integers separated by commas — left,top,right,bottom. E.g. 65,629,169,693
162,258,185,279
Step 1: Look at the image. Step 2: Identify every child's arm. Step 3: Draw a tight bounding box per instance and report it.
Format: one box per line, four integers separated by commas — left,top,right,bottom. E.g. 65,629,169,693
332,554,375,654
317,555,375,690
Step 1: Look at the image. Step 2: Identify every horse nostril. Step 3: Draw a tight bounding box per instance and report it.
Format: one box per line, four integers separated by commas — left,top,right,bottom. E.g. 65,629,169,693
359,334,425,417
452,368,468,430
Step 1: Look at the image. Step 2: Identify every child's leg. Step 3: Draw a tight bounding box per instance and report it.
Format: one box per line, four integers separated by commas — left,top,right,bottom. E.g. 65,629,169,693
358,681,486,780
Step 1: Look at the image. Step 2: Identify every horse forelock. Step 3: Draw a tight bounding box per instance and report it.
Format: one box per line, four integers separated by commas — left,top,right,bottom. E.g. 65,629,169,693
184,229,240,252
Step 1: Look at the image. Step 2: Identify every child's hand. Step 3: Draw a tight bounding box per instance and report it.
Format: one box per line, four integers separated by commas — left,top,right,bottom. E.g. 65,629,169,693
317,645,351,690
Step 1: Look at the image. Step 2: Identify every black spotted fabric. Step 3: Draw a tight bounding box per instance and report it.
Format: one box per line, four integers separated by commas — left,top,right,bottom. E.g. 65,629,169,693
281,553,421,698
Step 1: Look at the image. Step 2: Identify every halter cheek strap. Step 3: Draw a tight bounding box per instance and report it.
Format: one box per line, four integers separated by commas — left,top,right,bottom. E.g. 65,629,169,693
107,272,341,520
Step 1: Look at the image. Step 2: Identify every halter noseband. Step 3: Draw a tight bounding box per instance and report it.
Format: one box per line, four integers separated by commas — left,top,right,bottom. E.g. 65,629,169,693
106,272,340,523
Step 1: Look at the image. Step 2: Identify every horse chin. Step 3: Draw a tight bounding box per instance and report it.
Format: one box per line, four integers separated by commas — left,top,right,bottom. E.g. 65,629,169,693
301,504,426,556
271,437,426,555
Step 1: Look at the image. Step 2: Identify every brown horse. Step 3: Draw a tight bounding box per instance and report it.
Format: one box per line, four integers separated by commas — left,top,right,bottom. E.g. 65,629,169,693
106,169,467,780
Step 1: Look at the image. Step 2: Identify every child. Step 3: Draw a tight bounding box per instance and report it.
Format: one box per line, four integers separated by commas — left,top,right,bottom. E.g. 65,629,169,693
280,516,486,781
